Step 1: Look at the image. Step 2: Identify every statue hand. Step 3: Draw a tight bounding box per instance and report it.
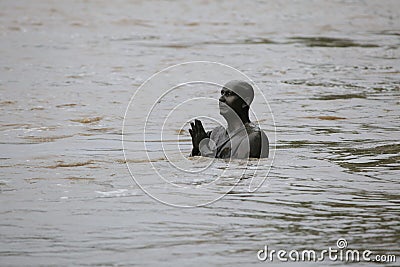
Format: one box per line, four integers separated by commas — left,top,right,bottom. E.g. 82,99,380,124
189,119,208,152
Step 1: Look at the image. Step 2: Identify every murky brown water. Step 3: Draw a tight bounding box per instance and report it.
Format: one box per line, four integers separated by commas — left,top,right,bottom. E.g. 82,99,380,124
1,0,399,266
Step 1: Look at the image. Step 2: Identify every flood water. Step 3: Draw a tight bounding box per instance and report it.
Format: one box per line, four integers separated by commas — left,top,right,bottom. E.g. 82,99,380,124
1,0,399,266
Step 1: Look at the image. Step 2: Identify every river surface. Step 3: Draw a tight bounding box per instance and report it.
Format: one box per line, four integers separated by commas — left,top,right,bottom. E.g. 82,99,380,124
0,0,399,266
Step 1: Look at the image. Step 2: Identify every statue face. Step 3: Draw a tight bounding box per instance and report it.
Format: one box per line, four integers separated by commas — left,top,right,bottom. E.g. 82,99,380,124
219,87,245,116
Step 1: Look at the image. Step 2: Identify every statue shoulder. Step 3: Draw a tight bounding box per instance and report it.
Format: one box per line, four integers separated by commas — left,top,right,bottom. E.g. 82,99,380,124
245,122,269,158
245,122,261,134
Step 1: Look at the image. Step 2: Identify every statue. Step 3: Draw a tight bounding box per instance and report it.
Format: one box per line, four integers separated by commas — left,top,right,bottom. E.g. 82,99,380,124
189,80,269,159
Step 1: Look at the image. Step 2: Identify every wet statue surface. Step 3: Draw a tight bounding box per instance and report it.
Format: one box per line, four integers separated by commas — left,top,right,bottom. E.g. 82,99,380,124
189,80,269,159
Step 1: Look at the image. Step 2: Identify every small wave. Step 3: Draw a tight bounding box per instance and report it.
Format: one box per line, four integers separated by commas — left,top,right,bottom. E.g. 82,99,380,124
0,123,32,130
278,140,340,149
30,106,45,110
288,36,379,48
375,30,400,36
70,117,102,124
21,134,73,143
282,79,364,89
88,127,118,133
95,189,138,198
0,100,16,106
116,158,166,164
112,18,153,27
55,103,80,108
46,160,95,169
64,177,95,181
311,93,367,100
24,177,47,184
330,143,400,173
241,37,276,44
302,116,346,120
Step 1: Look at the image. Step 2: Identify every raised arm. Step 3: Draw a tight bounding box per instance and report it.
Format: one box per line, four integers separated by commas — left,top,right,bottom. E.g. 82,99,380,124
189,119,208,156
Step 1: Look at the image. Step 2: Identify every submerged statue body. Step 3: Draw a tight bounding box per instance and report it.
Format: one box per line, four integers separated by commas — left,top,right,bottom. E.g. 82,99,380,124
189,80,269,159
